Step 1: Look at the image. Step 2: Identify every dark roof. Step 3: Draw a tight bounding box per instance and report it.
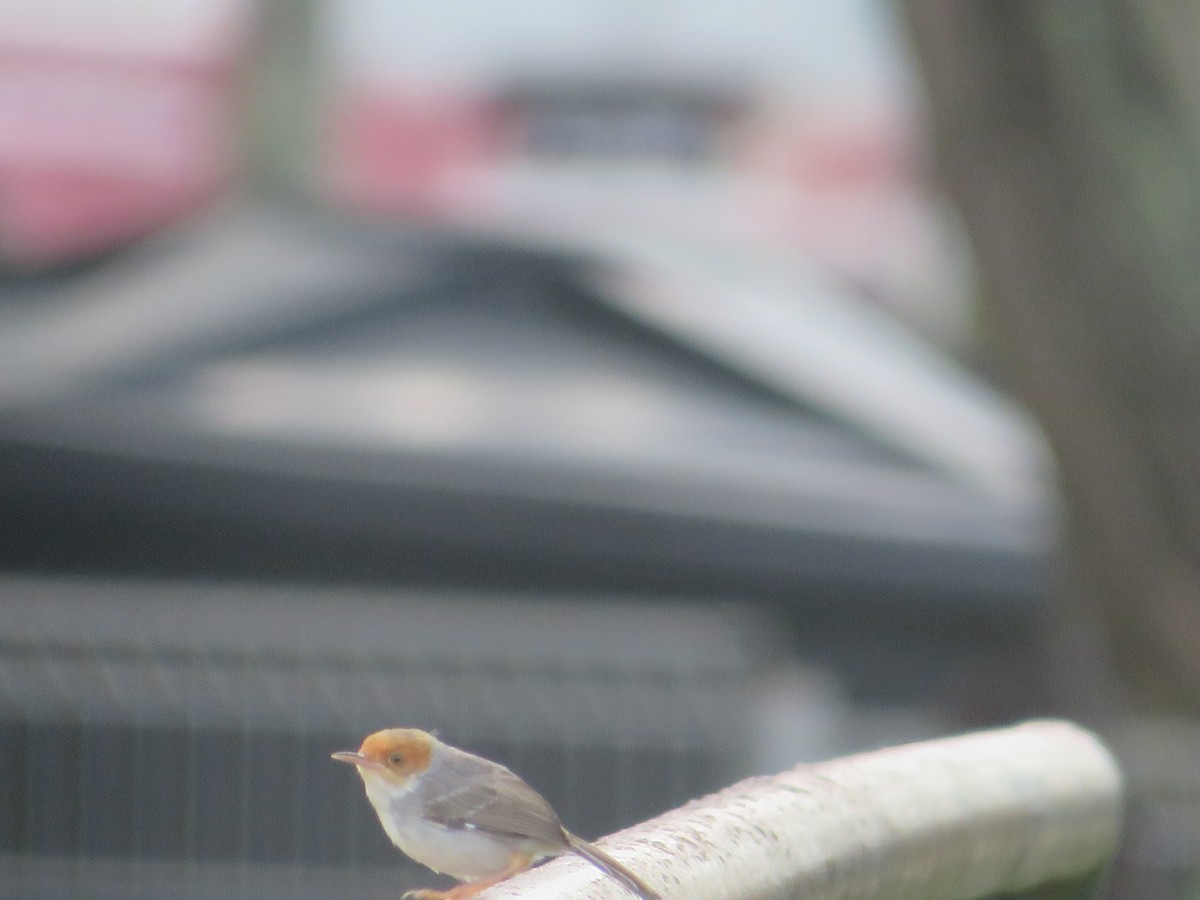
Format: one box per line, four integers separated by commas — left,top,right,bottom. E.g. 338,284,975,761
0,204,1055,607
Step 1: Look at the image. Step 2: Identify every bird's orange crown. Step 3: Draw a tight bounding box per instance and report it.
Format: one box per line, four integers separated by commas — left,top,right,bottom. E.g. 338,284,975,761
332,727,436,785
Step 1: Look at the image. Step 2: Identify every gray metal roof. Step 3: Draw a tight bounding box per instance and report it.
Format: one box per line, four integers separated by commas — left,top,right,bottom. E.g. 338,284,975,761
0,204,1056,602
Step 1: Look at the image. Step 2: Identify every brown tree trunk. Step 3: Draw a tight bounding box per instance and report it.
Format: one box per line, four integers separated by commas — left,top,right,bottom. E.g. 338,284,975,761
898,2,1200,714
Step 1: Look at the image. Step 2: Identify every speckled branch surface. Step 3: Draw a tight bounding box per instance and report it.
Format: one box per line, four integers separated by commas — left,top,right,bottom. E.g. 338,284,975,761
484,720,1122,900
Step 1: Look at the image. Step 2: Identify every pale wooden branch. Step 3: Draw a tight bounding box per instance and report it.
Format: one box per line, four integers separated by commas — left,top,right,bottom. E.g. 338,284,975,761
484,720,1121,900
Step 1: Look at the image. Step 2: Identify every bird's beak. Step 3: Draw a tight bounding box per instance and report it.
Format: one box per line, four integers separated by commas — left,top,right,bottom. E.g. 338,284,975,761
331,750,386,771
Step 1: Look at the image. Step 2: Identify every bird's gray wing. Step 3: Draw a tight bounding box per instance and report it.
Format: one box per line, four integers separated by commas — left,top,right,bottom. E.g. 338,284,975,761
419,750,567,847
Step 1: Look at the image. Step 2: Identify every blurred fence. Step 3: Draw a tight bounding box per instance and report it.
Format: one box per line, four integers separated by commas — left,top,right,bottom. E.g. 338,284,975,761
1,580,1120,900
495,720,1123,900
0,577,775,900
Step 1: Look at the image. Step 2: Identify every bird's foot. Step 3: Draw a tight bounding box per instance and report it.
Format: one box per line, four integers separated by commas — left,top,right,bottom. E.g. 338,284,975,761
401,854,531,899
402,886,487,900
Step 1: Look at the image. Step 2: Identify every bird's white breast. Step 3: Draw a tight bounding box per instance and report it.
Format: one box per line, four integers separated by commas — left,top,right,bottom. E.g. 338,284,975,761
373,799,517,880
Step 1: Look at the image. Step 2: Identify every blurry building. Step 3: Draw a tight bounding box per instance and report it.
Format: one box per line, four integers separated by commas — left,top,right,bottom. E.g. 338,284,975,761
0,205,1054,898
0,2,1046,899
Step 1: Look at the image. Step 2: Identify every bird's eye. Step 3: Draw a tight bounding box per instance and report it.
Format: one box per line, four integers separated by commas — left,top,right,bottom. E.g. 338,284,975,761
388,752,404,766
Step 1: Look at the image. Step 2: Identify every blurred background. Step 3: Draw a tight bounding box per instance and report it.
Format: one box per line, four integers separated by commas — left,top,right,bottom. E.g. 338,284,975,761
0,1,1196,898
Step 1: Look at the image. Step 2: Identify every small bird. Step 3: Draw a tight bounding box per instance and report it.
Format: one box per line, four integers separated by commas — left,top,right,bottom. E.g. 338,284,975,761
332,728,661,900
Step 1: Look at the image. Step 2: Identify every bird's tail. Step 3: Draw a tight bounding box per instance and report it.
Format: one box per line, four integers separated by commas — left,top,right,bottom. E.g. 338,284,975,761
564,831,662,900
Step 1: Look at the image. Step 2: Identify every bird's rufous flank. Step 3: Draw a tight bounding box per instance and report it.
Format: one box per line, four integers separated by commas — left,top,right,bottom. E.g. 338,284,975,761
332,727,661,900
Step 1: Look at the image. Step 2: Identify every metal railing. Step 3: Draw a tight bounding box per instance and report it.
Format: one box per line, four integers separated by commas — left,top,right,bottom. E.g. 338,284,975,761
486,720,1122,900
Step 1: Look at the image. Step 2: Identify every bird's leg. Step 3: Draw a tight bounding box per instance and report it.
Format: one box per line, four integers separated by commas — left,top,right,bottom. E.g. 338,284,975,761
402,854,533,900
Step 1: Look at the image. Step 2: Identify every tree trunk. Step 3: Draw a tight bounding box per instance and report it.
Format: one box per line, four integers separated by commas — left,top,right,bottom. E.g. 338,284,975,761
898,1,1200,715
